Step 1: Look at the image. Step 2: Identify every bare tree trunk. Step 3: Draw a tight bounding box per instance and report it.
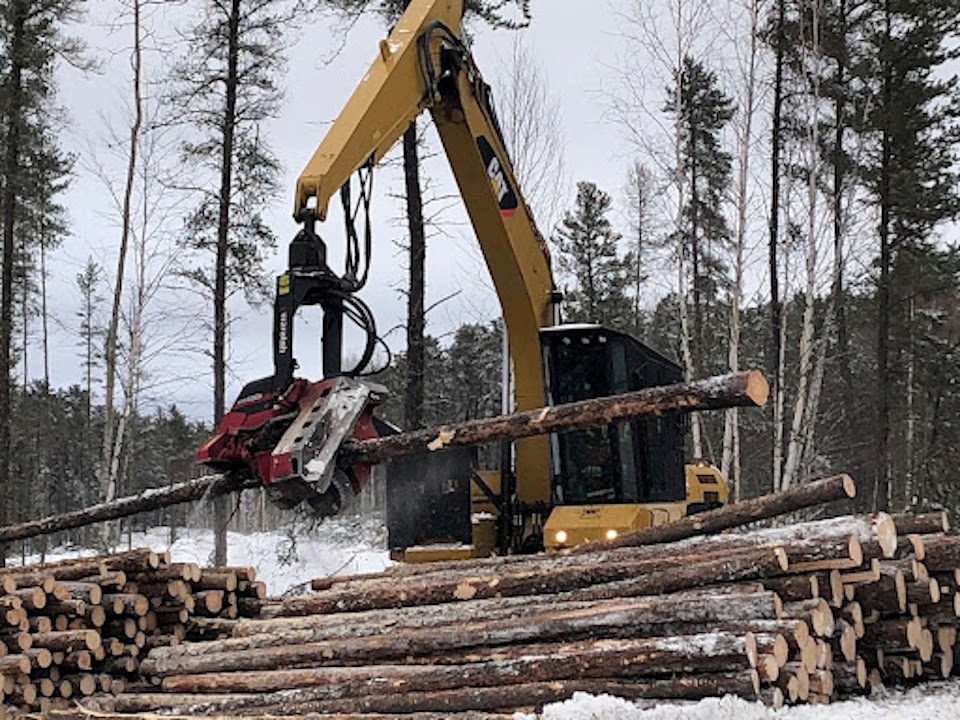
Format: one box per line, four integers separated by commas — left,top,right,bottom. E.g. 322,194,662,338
904,297,915,510
101,0,144,548
668,1,701,459
20,239,28,390
721,0,760,499
0,0,28,564
875,0,893,513
402,121,426,430
212,0,243,565
781,0,823,491
769,0,786,493
40,235,50,387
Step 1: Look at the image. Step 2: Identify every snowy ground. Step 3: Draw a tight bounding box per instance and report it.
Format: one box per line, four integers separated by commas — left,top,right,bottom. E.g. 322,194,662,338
9,519,960,718
8,514,392,597
520,683,960,719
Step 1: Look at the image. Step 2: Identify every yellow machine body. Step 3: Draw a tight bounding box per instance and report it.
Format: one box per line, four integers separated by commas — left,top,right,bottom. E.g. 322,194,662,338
296,0,731,559
543,463,728,551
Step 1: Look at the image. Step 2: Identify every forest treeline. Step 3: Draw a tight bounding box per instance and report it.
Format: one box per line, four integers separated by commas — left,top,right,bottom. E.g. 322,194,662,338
1,0,959,560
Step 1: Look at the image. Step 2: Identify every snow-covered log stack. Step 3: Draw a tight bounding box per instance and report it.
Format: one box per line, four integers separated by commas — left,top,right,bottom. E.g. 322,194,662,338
0,549,263,713
23,474,960,718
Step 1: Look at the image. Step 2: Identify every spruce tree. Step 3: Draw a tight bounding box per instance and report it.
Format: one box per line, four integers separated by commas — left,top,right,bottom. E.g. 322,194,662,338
552,181,633,333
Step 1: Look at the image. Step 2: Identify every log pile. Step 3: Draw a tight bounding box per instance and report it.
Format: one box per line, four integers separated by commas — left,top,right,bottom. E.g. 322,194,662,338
14,474,960,718
0,549,262,713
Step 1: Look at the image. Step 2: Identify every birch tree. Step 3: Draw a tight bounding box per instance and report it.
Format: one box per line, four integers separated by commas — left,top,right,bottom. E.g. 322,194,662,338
99,0,146,546
606,0,717,459
720,0,762,500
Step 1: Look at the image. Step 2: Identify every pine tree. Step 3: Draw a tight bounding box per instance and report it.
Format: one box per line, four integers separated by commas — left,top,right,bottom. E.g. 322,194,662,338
75,258,103,424
857,0,960,510
663,55,735,380
0,0,82,554
170,0,287,563
553,182,633,333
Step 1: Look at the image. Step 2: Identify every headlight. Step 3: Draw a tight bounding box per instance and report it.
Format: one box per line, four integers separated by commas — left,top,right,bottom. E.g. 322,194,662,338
605,529,619,540
554,530,568,544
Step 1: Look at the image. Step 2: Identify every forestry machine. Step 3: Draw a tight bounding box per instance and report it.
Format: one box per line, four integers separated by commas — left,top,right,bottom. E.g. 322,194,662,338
197,0,728,561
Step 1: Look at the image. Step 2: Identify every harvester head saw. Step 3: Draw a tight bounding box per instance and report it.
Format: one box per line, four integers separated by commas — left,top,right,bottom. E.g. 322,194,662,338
197,210,393,515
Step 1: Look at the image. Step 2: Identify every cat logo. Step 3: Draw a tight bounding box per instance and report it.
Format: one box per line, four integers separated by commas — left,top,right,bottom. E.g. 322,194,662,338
476,136,518,216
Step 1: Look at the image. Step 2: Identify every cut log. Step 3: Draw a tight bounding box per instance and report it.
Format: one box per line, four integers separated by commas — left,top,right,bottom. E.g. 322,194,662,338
890,512,949,535
157,634,756,693
759,575,818,602
167,590,778,660
103,673,760,716
916,535,960,573
143,596,775,676
31,631,100,653
340,371,768,469
0,476,250,544
571,474,855,554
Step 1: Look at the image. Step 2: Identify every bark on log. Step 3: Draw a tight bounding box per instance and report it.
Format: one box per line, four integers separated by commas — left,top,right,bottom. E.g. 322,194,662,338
0,475,250,543
157,633,755,694
167,590,777,659
101,674,761,716
280,546,788,616
235,674,762,715
570,474,856,554
142,593,777,676
915,535,960,573
890,512,949,535
338,371,768,468
143,595,777,677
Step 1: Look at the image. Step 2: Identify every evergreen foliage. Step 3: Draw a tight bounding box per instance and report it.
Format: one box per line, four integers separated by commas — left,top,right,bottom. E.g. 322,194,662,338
170,0,282,308
552,181,634,333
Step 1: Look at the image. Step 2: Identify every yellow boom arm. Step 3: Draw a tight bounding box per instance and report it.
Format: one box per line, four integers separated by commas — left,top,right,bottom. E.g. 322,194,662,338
295,0,556,503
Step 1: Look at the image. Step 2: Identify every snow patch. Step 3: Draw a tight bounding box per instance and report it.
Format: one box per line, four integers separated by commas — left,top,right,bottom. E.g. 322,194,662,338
515,683,960,719
8,515,391,597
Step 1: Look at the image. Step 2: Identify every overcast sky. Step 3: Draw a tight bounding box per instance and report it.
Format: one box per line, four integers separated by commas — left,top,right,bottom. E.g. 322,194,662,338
42,0,712,420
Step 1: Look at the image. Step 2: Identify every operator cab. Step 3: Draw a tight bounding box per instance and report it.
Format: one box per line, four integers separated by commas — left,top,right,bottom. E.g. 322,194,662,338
540,325,687,507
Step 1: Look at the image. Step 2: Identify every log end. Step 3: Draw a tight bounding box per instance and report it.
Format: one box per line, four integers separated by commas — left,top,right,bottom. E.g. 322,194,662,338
875,513,898,558
800,637,818,672
848,536,864,566
908,534,926,562
774,547,789,572
744,370,770,407
773,634,789,666
745,631,758,668
841,474,857,499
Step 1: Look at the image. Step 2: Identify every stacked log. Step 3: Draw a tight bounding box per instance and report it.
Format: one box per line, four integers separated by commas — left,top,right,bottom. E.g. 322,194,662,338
16,476,960,718
0,550,258,713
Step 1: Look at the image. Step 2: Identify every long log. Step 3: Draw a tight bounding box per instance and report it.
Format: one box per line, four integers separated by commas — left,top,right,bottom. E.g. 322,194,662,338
164,588,777,657
338,371,768,466
141,593,779,676
157,633,756,694
279,544,790,616
0,475,250,544
571,474,856,554
150,674,762,716
289,518,880,618
0,373,765,544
